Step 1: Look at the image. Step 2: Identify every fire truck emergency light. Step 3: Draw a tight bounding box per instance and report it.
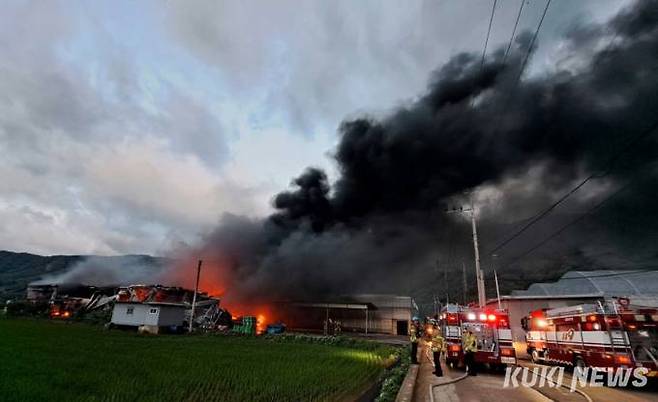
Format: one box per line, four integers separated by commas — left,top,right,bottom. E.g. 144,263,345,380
615,355,631,364
467,313,476,320
479,313,487,321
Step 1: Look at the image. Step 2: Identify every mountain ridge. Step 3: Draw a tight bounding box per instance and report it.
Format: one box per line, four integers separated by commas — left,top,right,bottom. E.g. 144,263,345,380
0,250,167,301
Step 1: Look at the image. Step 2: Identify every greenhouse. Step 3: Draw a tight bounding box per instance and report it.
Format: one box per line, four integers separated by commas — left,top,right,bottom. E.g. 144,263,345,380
512,270,658,297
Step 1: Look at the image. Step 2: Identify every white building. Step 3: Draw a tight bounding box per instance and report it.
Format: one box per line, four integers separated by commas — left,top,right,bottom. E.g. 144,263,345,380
111,302,187,333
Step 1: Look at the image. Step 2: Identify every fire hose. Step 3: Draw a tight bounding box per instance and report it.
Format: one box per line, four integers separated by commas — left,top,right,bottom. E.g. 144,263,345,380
425,346,592,402
426,344,468,402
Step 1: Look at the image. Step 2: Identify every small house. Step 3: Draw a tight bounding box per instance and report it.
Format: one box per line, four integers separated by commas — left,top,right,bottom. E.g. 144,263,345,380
111,301,186,333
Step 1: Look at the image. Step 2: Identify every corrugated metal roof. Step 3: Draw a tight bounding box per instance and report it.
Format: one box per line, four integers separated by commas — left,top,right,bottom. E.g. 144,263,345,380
114,301,187,307
511,270,658,297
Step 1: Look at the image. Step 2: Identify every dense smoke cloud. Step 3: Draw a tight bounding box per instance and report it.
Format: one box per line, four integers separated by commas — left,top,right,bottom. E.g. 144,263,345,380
34,255,167,286
147,1,658,303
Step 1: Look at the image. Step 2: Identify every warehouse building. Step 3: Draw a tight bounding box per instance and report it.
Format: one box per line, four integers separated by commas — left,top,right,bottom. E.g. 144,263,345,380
280,294,414,335
487,270,658,354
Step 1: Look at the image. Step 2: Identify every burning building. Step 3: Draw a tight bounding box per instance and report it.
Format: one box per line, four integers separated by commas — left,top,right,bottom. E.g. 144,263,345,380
26,284,58,302
24,282,232,333
110,284,231,333
26,283,117,318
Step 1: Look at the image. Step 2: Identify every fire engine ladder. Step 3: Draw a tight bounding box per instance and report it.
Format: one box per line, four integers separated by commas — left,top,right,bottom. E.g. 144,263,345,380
598,301,618,357
641,346,658,367
492,323,499,356
600,300,628,357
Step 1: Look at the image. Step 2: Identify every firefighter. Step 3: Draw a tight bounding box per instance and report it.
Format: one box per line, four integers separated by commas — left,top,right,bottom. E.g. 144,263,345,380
410,325,420,364
431,327,446,377
462,329,478,376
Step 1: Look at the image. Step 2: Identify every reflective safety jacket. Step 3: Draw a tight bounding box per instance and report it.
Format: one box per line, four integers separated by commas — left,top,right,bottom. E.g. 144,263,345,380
409,328,418,343
462,333,477,353
431,334,446,353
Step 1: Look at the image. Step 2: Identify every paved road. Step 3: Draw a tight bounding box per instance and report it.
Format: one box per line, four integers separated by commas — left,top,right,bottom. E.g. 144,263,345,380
519,361,658,402
411,343,658,401
413,343,549,402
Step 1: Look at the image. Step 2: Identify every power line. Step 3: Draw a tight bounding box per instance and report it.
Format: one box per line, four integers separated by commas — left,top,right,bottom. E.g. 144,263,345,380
499,184,628,269
487,16,650,254
450,0,501,138
480,0,499,70
489,119,658,255
498,170,649,270
503,0,526,65
479,0,551,160
491,0,551,115
515,0,551,83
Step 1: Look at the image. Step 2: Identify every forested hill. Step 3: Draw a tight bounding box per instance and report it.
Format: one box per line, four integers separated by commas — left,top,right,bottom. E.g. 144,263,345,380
0,250,166,301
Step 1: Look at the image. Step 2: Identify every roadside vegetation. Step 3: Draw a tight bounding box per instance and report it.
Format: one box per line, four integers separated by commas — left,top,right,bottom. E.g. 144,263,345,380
0,318,398,401
375,347,410,402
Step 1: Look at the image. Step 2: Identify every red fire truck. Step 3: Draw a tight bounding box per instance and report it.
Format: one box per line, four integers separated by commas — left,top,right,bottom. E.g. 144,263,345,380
522,298,658,376
439,304,516,369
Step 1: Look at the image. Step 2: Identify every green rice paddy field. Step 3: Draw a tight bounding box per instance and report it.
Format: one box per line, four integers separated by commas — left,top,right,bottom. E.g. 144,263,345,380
0,318,397,401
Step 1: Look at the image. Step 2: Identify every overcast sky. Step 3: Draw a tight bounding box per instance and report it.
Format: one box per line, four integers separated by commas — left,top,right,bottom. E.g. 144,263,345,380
0,0,629,256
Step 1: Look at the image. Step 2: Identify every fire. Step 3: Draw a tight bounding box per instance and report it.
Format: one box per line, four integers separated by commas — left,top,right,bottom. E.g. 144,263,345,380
224,303,275,334
160,257,232,298
163,253,280,334
257,314,266,333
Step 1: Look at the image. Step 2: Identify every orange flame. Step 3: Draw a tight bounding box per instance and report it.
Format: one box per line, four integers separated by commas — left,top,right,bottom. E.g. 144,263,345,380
161,257,231,297
223,303,276,334
162,253,282,333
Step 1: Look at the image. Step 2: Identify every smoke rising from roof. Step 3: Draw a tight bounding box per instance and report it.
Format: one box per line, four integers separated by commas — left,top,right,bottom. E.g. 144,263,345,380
32,255,168,286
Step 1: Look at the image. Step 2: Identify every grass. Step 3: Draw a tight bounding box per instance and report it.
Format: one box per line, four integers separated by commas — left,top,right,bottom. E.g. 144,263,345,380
0,318,397,402
375,347,410,402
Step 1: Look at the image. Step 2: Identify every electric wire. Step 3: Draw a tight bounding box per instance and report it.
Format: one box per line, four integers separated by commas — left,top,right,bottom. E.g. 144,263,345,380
480,0,498,70
488,119,658,255
515,0,551,84
499,159,658,270
503,0,526,65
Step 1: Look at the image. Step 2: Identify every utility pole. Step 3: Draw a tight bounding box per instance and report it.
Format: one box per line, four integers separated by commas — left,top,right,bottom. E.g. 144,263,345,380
432,294,436,317
189,259,203,334
494,269,502,309
462,261,467,305
443,260,449,305
470,196,486,307
491,253,501,309
445,196,486,308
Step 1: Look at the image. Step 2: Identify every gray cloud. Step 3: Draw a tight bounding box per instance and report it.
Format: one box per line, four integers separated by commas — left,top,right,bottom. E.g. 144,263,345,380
0,1,252,255
164,0,629,134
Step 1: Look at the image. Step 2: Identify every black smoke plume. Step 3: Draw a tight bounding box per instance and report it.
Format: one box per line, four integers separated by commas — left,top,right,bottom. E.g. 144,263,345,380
177,1,658,304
